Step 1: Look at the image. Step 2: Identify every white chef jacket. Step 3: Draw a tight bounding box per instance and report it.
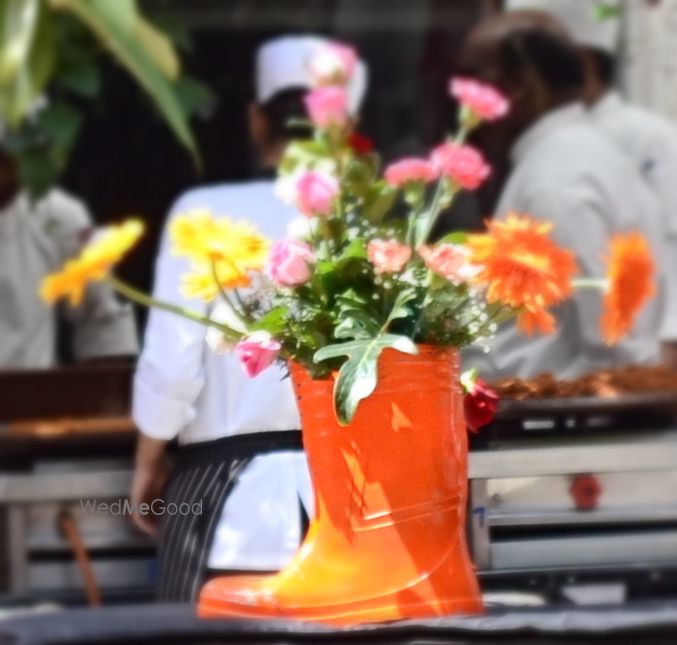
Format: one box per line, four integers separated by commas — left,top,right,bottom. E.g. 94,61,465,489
590,91,677,341
465,103,666,380
132,180,313,571
0,190,139,369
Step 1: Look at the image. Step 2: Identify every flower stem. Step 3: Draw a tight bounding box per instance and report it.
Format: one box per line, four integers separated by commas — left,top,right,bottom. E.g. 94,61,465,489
572,277,608,291
106,275,242,341
210,259,250,325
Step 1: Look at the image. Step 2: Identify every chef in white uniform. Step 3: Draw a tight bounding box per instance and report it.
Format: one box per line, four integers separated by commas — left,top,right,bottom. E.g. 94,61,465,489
0,122,138,369
131,36,367,602
459,9,665,380
507,0,677,369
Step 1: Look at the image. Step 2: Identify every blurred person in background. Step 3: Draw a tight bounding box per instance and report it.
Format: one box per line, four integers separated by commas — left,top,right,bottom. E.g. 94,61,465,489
458,9,665,380
508,0,677,370
0,121,138,370
131,35,367,602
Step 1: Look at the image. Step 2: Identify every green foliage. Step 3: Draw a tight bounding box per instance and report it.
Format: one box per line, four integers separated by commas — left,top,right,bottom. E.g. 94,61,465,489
0,0,211,198
315,334,417,425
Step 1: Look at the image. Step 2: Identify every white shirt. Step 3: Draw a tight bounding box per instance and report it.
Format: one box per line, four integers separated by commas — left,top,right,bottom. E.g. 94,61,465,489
590,91,677,340
132,180,312,570
0,190,138,369
465,104,666,380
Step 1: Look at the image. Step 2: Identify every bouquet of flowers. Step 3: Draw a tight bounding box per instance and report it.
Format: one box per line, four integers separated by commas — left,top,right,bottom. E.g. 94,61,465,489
41,43,656,426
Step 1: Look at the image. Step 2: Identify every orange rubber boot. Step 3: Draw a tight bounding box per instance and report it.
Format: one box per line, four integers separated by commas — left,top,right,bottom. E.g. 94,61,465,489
198,347,483,625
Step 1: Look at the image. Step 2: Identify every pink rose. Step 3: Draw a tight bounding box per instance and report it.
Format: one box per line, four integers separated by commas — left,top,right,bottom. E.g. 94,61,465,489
235,331,281,378
304,86,348,129
431,142,491,190
367,239,412,274
450,77,510,122
309,43,358,85
384,158,439,187
419,244,480,285
266,239,315,287
296,171,339,217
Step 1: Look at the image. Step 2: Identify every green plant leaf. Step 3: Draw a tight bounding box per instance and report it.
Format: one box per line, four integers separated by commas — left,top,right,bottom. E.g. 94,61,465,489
50,0,198,161
0,0,40,85
250,306,289,336
174,76,216,117
437,231,469,245
362,182,397,222
314,334,418,425
56,57,102,97
38,103,83,152
0,0,55,127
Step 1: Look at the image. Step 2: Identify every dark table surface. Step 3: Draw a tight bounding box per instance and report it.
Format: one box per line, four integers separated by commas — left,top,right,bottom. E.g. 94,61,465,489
1,602,677,645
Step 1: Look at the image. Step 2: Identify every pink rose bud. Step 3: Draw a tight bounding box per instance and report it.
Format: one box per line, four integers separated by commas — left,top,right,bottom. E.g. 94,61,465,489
304,86,348,129
309,42,358,85
266,239,315,287
236,331,282,378
384,158,439,187
419,243,480,285
367,239,413,274
296,171,339,217
431,142,491,191
450,77,510,122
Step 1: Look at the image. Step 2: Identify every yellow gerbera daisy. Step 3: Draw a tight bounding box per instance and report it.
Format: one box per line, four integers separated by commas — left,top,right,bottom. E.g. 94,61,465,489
170,210,270,299
170,209,270,266
180,262,251,301
41,220,144,306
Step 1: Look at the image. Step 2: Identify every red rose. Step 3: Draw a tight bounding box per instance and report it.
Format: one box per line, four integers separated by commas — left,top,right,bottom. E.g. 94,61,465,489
463,377,499,433
348,131,374,155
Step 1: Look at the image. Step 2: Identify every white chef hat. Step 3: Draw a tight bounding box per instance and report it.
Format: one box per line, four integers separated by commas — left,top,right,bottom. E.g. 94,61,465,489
255,35,368,115
505,0,620,53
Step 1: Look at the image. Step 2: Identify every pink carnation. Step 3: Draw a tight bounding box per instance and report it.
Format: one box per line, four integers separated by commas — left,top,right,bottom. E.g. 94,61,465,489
431,142,491,190
450,77,510,122
304,86,348,129
419,244,480,285
309,43,358,85
367,239,413,274
266,239,315,287
296,171,339,217
384,158,439,187
236,331,281,378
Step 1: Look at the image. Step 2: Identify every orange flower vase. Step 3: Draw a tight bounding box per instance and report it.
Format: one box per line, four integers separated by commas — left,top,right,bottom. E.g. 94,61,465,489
198,346,483,625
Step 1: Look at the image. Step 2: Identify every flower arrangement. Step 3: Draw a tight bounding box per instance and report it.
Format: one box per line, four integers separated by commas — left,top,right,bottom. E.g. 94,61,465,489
41,44,656,426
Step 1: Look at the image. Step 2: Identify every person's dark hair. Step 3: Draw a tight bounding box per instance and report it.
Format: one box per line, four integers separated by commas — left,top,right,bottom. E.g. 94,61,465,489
498,28,585,93
259,87,312,143
588,48,616,86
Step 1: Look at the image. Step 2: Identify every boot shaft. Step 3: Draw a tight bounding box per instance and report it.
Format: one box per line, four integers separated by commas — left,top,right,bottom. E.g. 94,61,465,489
290,347,469,537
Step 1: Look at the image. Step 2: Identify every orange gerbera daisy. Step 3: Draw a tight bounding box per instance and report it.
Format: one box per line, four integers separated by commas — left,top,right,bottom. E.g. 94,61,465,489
600,232,655,345
466,213,578,334
41,219,144,306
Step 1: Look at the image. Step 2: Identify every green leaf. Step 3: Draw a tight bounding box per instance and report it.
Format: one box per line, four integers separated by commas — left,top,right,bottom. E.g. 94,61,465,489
250,306,289,336
38,103,83,152
16,149,61,199
278,138,330,174
0,0,55,127
314,334,418,425
50,0,199,161
387,287,417,324
362,182,398,222
437,231,468,245
174,76,216,117
56,58,102,97
0,0,40,85
148,12,193,53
